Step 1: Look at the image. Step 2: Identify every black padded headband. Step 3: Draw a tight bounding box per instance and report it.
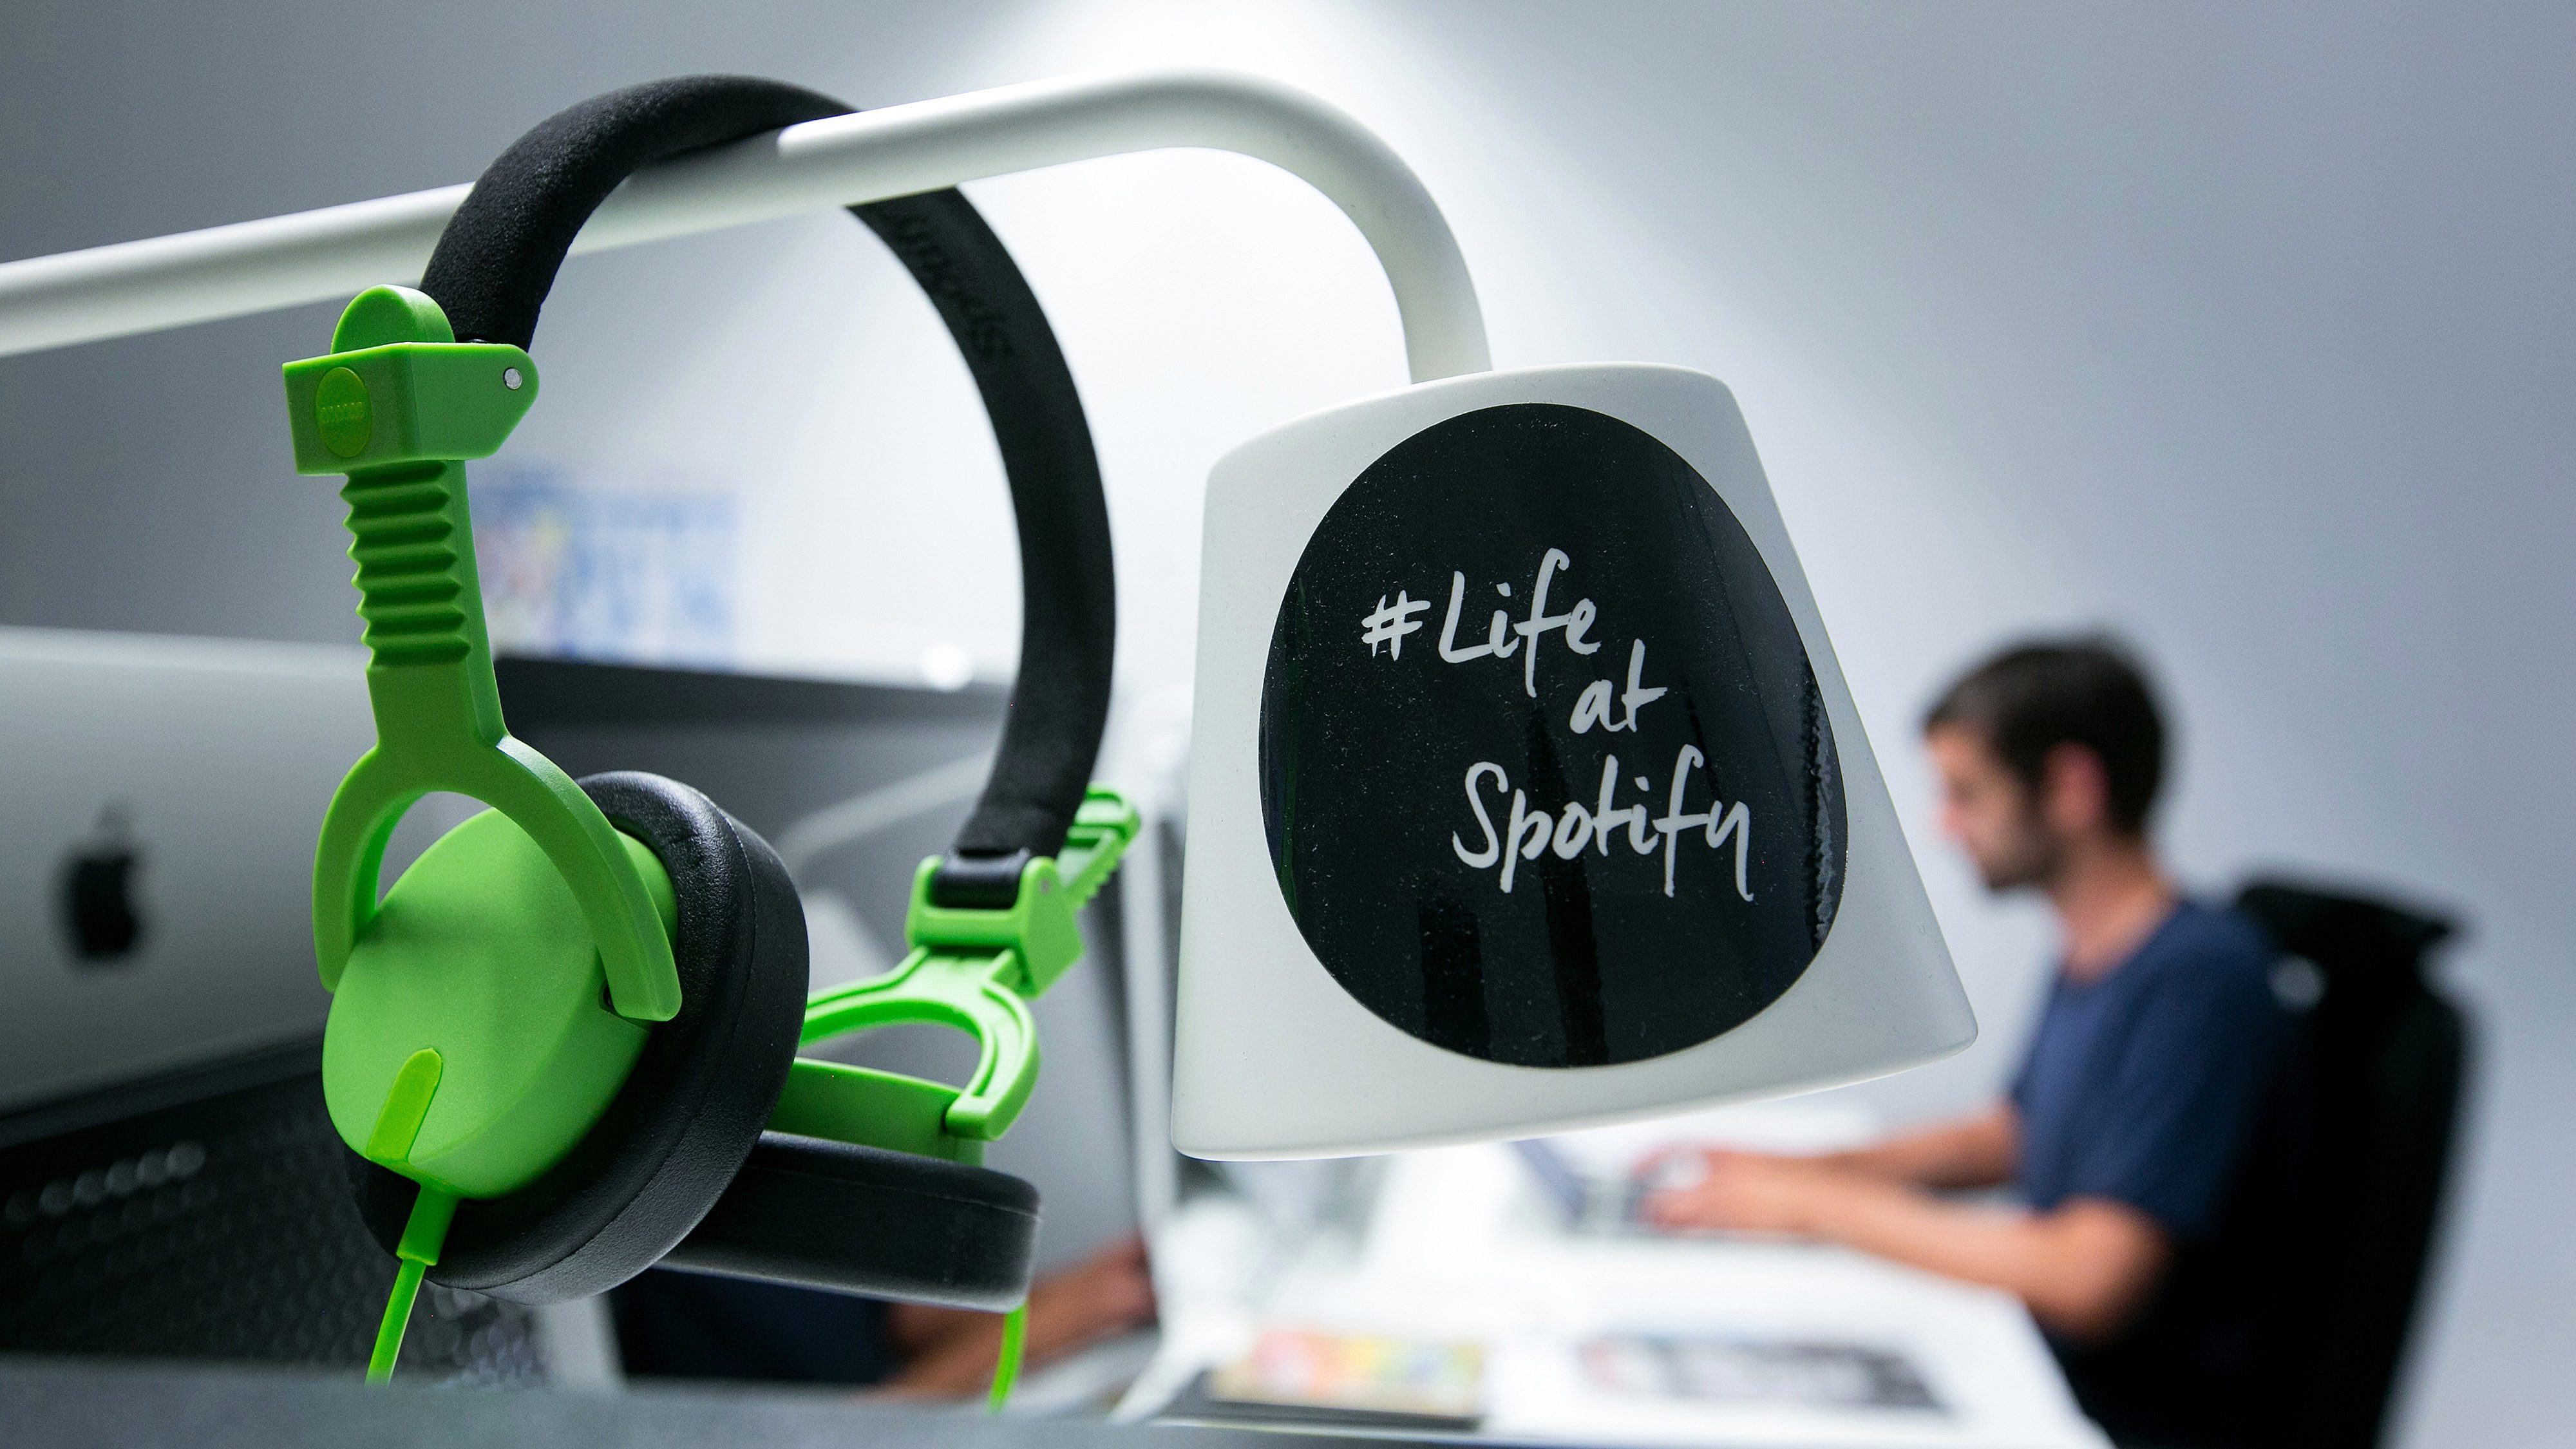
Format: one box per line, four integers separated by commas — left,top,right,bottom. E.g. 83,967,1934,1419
421,77,1115,893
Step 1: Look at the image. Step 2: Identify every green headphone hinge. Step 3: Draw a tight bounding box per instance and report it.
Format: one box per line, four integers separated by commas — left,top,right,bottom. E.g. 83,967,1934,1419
909,790,1141,996
791,789,1140,1149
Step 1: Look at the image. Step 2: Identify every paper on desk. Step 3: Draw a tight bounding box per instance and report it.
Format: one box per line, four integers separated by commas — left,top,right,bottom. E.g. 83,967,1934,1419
1210,1327,1486,1419
1336,1146,2107,1448
1129,1146,2106,1447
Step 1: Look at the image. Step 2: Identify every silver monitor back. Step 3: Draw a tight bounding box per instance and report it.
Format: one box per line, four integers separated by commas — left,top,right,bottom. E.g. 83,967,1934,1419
0,627,371,1114
0,638,1142,1273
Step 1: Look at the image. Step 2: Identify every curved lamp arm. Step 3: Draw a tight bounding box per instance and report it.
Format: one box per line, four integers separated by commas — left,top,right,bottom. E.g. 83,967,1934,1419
0,69,1490,381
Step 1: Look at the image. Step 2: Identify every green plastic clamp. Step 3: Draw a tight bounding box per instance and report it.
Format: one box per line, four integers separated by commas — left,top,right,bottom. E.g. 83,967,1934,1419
283,286,682,1023
786,789,1140,1151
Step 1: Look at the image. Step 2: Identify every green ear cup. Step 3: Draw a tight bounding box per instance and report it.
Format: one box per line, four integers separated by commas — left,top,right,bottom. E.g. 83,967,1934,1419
321,808,677,1198
346,771,812,1307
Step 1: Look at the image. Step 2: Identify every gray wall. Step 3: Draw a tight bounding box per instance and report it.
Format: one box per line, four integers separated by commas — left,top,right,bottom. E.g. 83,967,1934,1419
6,3,2568,1441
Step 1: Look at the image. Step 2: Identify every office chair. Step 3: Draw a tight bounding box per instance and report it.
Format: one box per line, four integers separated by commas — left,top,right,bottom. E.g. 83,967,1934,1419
0,1040,540,1380
2236,880,2469,1449
2060,880,2468,1449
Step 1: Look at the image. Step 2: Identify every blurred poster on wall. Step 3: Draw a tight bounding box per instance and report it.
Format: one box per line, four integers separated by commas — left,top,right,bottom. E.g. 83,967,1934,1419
470,467,737,668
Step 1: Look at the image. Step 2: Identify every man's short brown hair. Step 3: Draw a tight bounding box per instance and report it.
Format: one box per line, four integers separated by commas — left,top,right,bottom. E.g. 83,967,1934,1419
1922,636,2167,836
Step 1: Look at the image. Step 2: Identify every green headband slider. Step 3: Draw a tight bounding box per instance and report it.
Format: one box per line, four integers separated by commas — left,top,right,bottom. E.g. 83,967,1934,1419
283,288,536,474
283,286,681,1024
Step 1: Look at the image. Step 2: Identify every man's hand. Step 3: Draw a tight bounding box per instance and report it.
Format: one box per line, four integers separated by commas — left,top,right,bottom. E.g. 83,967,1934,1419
1639,1149,1840,1236
1631,1143,2169,1345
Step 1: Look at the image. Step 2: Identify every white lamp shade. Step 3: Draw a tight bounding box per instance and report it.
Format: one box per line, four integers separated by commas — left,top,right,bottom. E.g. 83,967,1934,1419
1174,363,1973,1160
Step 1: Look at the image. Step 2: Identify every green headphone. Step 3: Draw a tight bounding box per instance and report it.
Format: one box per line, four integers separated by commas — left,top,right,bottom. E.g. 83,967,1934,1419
278,79,1126,1383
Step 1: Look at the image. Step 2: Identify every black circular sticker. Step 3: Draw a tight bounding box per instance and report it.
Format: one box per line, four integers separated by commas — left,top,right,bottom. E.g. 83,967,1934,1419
1258,403,1847,1068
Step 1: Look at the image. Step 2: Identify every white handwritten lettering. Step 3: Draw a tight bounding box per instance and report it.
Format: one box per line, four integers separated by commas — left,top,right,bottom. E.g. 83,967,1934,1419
1570,679,1615,734
1500,789,1553,893
1452,762,1507,867
1620,639,1667,725
1591,755,1650,856
1654,745,1710,898
1551,802,1593,858
1359,591,1431,659
1707,799,1754,902
1452,754,1750,898
1513,549,1604,697
1378,548,1756,907
1439,572,1520,663
1566,600,1599,654
1568,638,1666,735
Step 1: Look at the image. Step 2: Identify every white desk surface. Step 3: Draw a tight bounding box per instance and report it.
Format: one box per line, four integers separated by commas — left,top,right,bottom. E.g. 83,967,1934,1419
1123,1104,2107,1449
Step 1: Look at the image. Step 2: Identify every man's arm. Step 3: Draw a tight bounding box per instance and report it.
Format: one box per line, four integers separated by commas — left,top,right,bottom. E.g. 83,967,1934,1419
1643,1160,2167,1344
1640,1103,2019,1196
877,1234,1157,1397
1812,1101,2020,1189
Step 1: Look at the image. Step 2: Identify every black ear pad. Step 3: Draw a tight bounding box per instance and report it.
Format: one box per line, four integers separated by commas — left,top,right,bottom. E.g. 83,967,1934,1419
349,771,808,1304
659,1133,1040,1312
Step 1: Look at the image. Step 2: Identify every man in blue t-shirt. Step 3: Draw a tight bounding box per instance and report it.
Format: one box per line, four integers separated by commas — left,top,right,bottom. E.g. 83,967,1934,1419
1644,638,2290,1442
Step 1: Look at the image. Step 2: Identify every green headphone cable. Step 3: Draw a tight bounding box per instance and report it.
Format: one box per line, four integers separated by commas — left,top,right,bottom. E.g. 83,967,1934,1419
986,1302,1028,1413
366,1184,461,1383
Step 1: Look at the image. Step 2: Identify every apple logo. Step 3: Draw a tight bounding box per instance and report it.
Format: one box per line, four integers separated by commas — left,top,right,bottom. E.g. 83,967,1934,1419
60,805,144,963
